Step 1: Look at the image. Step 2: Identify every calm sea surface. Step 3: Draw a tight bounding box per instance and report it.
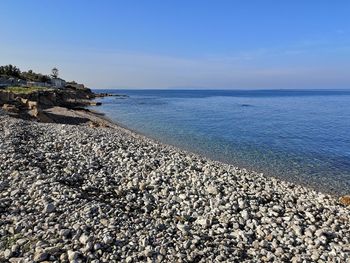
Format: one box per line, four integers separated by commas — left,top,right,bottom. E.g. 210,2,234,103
93,89,350,195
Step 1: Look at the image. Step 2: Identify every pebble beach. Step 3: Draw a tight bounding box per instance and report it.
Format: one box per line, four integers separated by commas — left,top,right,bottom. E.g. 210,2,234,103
0,111,349,262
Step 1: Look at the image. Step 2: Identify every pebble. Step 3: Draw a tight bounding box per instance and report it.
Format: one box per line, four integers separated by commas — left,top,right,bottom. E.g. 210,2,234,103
44,203,55,213
0,113,349,262
103,235,113,244
4,249,12,259
60,229,71,238
8,258,25,263
206,185,218,195
195,218,211,228
67,250,79,261
79,234,90,245
33,251,48,262
177,223,190,234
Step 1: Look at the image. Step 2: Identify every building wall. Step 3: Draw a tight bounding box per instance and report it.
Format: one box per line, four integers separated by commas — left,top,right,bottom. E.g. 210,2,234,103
51,78,66,88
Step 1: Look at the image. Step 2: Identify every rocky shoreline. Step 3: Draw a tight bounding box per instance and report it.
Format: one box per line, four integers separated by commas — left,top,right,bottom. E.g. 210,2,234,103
0,84,114,123
0,110,349,262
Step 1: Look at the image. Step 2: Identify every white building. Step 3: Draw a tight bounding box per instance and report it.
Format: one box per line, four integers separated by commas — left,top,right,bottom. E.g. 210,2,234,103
26,81,51,87
51,78,66,88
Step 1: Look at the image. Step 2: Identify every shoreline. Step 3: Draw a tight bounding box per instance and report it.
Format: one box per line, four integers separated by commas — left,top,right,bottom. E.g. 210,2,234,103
5,100,346,198
88,106,346,198
0,109,349,262
34,105,349,197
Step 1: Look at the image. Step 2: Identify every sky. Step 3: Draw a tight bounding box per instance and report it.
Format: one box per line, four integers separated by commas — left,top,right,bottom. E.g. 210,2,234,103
1,0,349,89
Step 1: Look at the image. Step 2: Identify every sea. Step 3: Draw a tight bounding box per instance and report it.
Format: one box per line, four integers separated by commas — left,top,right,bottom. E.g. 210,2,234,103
92,89,350,195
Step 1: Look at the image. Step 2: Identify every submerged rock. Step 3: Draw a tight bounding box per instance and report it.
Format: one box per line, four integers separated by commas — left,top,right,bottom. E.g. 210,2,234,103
339,195,350,206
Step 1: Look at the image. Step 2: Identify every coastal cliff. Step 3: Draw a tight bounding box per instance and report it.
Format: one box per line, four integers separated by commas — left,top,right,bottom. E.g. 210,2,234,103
0,65,108,124
0,84,104,123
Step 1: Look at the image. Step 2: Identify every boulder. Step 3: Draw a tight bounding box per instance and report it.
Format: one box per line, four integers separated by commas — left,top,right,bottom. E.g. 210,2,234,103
20,98,38,110
2,103,19,113
0,90,15,104
27,100,38,109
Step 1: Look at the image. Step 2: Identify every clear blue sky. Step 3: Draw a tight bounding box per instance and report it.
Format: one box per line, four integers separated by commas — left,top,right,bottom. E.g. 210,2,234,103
1,0,349,89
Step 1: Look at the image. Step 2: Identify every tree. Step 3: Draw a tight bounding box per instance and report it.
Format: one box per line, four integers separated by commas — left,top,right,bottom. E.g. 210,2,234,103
0,64,21,78
21,69,51,83
51,67,59,79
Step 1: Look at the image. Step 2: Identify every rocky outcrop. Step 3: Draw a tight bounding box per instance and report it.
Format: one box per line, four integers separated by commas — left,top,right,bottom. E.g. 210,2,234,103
28,107,54,123
2,103,20,113
20,98,38,110
0,86,98,122
0,91,15,104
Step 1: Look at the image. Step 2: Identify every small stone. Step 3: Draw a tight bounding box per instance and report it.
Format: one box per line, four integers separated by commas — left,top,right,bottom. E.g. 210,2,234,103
156,254,164,263
4,249,12,259
179,194,187,200
60,253,68,262
11,171,20,177
67,250,79,261
44,203,55,213
241,210,250,220
206,185,218,195
305,211,315,221
177,223,190,234
265,234,273,241
315,229,325,237
94,243,102,250
103,235,113,244
304,228,313,237
159,247,167,255
195,218,211,228
33,251,48,262
292,225,303,236
144,246,154,257
9,258,25,263
291,255,302,263
16,239,28,246
60,229,71,238
10,189,20,196
100,219,108,226
275,247,284,256
11,244,19,253
85,241,94,251
272,205,283,213
252,240,259,249
79,234,90,245
311,251,320,261
260,240,269,248
238,200,248,209
44,246,60,255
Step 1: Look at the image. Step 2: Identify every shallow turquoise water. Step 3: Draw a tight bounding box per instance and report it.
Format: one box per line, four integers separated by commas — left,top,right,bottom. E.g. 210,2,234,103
93,89,350,195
